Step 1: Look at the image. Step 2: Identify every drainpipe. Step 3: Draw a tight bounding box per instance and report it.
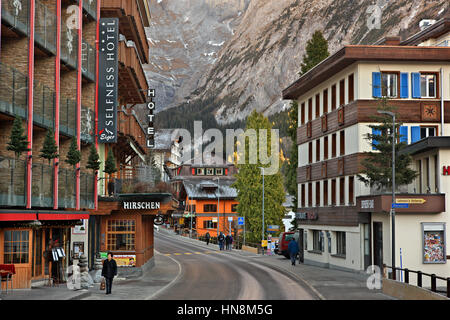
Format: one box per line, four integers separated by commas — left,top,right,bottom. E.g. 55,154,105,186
441,68,444,136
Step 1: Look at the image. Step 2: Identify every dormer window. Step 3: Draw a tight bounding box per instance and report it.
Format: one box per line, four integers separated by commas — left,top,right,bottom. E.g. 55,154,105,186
215,168,223,175
197,168,205,175
206,168,214,175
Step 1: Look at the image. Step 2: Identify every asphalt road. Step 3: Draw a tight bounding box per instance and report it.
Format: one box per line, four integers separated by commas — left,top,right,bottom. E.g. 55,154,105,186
153,232,316,300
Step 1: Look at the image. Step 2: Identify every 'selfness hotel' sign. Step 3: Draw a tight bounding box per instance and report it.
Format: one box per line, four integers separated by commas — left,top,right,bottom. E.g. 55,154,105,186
98,18,119,143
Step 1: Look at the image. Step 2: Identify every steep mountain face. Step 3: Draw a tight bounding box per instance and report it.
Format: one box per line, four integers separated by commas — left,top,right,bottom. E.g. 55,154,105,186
148,0,449,126
145,0,250,112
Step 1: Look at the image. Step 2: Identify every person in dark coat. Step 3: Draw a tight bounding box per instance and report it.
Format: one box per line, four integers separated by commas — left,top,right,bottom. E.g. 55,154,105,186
225,235,231,250
102,252,118,294
205,232,211,245
288,238,299,266
218,232,225,250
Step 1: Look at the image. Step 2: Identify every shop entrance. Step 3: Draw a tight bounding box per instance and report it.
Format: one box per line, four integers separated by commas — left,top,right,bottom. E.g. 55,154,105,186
373,222,383,270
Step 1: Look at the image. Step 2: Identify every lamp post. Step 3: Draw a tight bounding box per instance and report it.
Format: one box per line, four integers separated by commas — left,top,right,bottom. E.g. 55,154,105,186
377,110,396,278
215,177,220,238
259,167,265,255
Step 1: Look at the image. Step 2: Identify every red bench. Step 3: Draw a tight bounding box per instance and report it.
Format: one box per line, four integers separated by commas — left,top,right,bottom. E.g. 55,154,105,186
0,264,16,294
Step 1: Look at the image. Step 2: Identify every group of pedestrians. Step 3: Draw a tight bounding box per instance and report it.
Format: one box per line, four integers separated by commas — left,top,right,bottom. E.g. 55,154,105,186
205,232,233,250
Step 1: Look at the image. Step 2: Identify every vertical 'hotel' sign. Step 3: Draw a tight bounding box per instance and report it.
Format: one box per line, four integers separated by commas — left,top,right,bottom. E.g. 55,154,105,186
98,18,119,143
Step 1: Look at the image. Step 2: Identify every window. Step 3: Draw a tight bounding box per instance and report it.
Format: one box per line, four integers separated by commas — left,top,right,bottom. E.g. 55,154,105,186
331,133,337,158
107,220,136,251
231,204,238,212
4,230,29,264
348,74,354,102
196,168,205,175
381,72,398,98
339,178,345,205
308,183,312,207
331,179,336,205
331,85,337,110
340,130,345,156
203,221,218,229
215,168,224,175
308,98,313,121
421,74,437,98
187,204,196,213
301,103,305,125
206,168,214,175
324,136,329,160
204,204,218,212
336,231,346,255
323,180,328,206
315,182,320,207
315,94,320,118
323,89,328,114
301,184,305,208
309,142,313,164
348,176,354,205
316,139,320,162
421,126,436,139
313,230,324,252
339,79,345,106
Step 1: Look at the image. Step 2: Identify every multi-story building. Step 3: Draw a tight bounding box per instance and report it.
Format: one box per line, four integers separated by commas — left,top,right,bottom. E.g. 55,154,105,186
153,129,182,182
0,0,99,289
282,18,450,276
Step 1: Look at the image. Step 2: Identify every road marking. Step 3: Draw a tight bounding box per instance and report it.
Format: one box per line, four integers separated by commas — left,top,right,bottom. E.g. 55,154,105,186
184,252,193,255
147,250,183,300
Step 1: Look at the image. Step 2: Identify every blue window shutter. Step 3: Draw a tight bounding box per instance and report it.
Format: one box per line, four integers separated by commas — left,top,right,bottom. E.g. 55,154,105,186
411,126,421,143
400,73,409,98
372,128,381,150
399,126,408,143
372,72,382,98
411,73,421,98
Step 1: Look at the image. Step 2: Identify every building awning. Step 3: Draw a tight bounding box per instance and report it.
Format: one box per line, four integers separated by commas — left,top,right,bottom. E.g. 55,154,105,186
0,210,89,222
38,213,89,221
0,212,37,222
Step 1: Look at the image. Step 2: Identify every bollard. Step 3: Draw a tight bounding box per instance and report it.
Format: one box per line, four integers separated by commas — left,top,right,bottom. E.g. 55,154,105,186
417,271,422,287
431,274,436,292
404,268,409,284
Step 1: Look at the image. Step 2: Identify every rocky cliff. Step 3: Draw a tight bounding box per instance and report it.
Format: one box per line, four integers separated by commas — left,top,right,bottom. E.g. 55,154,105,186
148,0,449,128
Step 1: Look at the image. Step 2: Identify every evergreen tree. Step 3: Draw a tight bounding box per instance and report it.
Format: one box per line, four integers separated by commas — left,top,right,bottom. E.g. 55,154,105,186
358,97,418,191
40,129,59,164
7,117,30,159
285,100,298,210
104,149,117,175
65,138,81,168
86,144,101,172
232,111,285,243
299,30,330,76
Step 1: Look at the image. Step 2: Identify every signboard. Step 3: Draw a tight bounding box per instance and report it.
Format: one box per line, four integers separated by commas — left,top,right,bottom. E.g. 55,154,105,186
392,203,409,209
238,217,245,225
123,201,161,210
267,225,280,233
72,219,87,235
147,89,155,148
361,199,374,209
297,212,318,221
114,255,136,267
154,215,164,225
396,198,426,204
98,18,119,143
228,217,233,222
422,223,446,263
261,240,268,248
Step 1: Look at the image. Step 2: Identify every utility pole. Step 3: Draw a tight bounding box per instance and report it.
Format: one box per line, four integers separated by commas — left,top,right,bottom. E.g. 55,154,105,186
216,177,220,238
259,167,265,255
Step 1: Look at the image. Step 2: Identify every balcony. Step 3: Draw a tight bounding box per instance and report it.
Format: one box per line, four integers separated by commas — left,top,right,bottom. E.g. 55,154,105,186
0,157,27,207
58,167,76,209
80,172,95,209
81,106,94,144
1,0,29,38
61,28,79,70
118,110,146,152
118,39,148,103
101,0,149,63
33,81,55,130
59,95,77,138
0,63,28,119
75,0,98,21
31,162,54,208
34,0,57,55
81,40,96,82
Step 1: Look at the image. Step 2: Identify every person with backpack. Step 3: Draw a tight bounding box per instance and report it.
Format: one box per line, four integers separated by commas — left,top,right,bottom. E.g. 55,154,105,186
225,234,231,250
218,232,225,250
205,232,211,246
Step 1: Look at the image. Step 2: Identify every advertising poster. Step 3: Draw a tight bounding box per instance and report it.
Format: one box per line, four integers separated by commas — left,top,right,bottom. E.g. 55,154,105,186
424,231,445,263
114,255,137,267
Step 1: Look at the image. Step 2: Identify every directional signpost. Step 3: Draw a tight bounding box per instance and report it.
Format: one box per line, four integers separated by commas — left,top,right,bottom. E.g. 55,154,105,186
396,198,426,204
392,203,409,209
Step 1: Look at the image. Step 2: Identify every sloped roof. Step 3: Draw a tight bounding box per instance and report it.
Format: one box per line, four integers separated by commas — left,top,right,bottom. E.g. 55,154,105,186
183,179,237,200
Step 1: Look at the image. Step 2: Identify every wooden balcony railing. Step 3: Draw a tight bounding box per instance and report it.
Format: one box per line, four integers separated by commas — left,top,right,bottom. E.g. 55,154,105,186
117,110,147,151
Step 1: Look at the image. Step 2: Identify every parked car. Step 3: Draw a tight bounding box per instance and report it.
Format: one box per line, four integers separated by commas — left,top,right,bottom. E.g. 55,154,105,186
278,231,299,258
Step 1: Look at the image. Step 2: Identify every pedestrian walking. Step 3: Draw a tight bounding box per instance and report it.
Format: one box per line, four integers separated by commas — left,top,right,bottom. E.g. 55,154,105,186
205,232,211,246
225,234,231,250
229,234,233,251
102,252,118,294
288,238,299,266
218,232,225,250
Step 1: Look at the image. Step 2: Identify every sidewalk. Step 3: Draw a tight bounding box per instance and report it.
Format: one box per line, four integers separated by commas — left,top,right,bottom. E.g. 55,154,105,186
159,227,394,300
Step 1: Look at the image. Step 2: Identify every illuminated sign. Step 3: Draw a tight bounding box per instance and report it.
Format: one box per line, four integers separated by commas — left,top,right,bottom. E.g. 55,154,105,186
123,202,161,210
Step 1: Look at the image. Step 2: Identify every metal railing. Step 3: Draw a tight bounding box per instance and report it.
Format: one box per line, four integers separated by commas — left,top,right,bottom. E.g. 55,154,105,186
77,0,97,20
80,172,95,209
82,40,96,81
31,162,54,208
61,27,78,70
0,62,28,119
0,156,27,207
34,0,57,54
58,167,76,209
81,106,94,143
1,0,29,36
385,265,450,298
33,81,55,130
59,95,77,138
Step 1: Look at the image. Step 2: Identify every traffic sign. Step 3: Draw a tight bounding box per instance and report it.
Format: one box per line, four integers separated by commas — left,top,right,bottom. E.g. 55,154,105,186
238,217,245,225
228,217,233,222
267,225,279,233
396,198,426,204
392,203,409,209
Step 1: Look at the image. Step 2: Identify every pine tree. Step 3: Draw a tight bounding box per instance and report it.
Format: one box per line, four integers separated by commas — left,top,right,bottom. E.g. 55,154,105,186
65,138,81,168
299,30,330,76
104,149,117,175
7,117,30,159
232,111,285,243
285,100,298,209
358,97,418,191
86,144,101,173
40,129,59,164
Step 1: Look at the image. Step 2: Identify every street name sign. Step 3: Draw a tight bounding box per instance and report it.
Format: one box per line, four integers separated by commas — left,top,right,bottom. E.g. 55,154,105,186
392,203,409,209
396,198,426,204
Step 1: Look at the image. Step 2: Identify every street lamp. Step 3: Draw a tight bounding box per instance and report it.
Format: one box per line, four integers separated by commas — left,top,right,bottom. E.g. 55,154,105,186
259,167,265,255
377,110,396,278
215,177,220,238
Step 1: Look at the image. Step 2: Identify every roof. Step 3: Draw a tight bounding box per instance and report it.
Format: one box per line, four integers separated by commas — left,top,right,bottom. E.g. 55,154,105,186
154,129,180,150
400,136,450,156
282,45,450,100
400,18,450,46
183,179,237,200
